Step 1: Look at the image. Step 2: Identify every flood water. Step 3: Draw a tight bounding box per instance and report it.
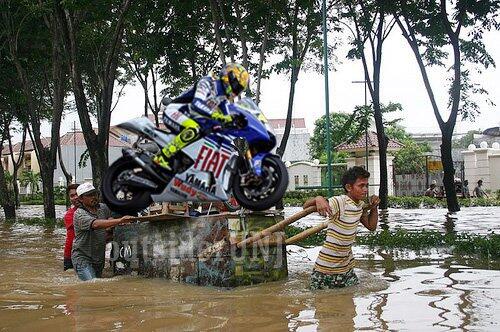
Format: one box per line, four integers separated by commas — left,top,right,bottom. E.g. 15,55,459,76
0,206,499,331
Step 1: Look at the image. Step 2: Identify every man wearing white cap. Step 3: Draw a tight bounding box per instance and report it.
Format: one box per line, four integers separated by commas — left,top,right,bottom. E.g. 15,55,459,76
71,182,134,281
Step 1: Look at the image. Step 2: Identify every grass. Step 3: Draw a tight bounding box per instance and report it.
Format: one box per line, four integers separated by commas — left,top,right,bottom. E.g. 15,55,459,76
285,225,500,260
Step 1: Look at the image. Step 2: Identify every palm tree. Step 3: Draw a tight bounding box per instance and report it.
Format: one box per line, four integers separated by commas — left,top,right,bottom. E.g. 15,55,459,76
19,170,41,200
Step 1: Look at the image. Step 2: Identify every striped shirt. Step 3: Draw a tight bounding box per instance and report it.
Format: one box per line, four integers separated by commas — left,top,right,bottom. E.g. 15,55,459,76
314,195,365,275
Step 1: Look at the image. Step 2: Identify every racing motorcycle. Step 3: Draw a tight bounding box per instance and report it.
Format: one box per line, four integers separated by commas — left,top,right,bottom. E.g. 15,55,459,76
101,97,289,214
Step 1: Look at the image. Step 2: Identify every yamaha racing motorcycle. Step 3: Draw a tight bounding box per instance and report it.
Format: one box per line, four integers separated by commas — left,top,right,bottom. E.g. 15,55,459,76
101,98,289,214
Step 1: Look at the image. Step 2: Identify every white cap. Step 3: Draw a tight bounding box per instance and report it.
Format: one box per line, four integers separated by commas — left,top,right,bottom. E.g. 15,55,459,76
431,180,437,185
77,182,97,196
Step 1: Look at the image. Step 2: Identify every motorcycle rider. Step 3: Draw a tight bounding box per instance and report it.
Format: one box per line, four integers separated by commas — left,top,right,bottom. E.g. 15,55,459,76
153,63,250,171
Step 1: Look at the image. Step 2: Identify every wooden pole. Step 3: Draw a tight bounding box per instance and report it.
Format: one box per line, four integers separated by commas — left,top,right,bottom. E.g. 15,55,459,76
236,206,317,249
285,222,328,245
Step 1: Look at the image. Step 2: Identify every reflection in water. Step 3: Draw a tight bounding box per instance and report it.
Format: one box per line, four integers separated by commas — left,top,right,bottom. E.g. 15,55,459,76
288,206,500,235
444,213,457,234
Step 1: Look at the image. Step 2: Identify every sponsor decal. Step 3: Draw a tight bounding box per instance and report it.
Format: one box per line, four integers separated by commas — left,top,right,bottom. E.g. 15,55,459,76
193,144,230,178
185,173,216,195
170,186,188,199
163,117,181,132
170,110,183,121
171,178,197,197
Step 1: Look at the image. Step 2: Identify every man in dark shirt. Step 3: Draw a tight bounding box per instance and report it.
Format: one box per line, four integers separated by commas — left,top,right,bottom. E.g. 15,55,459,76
473,179,489,198
71,183,134,281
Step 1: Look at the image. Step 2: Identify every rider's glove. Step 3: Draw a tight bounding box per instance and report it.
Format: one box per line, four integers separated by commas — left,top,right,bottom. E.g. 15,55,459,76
211,110,233,124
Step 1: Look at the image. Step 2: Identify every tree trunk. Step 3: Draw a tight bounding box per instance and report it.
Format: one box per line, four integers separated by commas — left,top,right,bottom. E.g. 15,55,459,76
55,0,131,189
255,14,270,105
0,140,16,219
373,106,388,208
217,0,235,62
441,126,460,212
8,126,26,208
277,67,299,157
40,166,56,219
233,2,249,69
57,143,73,208
209,0,226,65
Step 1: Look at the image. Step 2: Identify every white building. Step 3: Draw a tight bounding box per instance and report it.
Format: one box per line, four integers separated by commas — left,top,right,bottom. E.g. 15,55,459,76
461,141,500,192
338,131,403,196
268,118,311,162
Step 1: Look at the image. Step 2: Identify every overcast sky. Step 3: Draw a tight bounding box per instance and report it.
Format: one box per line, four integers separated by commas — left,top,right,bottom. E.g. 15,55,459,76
50,26,500,140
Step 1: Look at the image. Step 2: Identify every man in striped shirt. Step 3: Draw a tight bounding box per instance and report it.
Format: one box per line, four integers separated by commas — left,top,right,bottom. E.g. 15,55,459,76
303,166,380,289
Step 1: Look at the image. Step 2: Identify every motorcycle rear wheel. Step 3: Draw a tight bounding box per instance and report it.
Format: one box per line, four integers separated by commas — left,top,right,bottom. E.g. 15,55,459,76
102,157,153,214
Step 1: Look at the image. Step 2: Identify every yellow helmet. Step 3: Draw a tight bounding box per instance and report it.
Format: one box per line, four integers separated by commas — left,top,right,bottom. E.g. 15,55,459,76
219,63,249,97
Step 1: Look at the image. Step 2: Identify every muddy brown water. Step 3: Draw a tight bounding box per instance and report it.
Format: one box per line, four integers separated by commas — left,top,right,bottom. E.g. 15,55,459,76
0,206,499,331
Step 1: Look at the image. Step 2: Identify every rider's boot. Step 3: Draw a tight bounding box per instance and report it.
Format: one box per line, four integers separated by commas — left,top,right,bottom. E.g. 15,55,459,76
153,125,200,171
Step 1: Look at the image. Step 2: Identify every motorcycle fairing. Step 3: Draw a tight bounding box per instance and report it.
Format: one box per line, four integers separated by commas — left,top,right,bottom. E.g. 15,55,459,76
150,137,235,203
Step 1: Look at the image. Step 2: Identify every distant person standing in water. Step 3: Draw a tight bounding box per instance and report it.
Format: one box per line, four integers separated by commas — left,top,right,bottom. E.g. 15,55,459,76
473,179,489,198
462,180,470,198
63,183,80,271
424,181,440,198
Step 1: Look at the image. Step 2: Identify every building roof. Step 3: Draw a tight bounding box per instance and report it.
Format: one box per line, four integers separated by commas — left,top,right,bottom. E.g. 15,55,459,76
2,137,51,155
337,131,403,152
268,118,306,129
2,130,130,156
59,131,131,148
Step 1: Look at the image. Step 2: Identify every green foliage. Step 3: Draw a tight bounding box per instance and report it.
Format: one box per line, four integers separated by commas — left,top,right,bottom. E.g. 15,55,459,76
357,230,500,259
308,112,362,160
285,225,327,247
283,192,500,208
283,189,345,206
387,196,500,209
392,140,431,174
452,130,481,149
309,103,404,162
19,170,41,198
286,226,500,260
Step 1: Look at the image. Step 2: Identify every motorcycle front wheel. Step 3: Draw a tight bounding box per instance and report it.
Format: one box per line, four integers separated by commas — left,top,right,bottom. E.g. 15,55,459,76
232,155,289,211
102,157,153,215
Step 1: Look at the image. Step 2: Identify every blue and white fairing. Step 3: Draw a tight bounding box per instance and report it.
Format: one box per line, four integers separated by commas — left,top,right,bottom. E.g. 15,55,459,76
151,137,236,202
125,98,278,203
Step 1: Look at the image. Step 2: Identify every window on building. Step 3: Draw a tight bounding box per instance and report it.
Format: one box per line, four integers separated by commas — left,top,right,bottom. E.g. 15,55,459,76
24,154,32,171
303,175,308,186
294,175,299,186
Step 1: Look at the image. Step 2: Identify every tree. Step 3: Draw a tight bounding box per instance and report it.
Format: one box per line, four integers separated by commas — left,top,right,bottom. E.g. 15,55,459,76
273,0,324,157
0,117,16,218
387,125,432,174
453,130,481,149
20,170,41,200
2,0,69,219
393,0,499,211
54,0,133,188
344,0,397,209
309,112,363,161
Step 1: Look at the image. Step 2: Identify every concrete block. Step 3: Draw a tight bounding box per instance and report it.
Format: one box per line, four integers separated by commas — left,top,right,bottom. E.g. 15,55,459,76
112,211,288,288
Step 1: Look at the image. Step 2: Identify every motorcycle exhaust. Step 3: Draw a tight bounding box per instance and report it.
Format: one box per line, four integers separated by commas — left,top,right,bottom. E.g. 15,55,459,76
122,148,169,185
121,173,158,190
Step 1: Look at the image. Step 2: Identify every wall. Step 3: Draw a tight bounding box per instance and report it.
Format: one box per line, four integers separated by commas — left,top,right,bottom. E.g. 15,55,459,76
54,146,124,185
286,162,322,190
462,142,500,192
346,155,395,196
